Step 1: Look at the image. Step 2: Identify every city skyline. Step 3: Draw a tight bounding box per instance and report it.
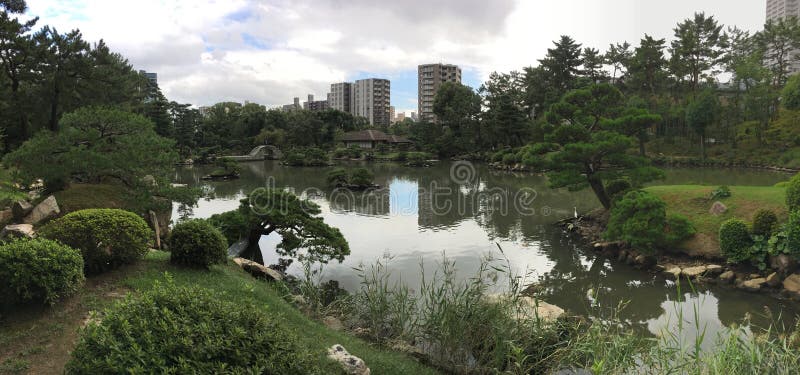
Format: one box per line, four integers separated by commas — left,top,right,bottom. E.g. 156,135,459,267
23,0,766,114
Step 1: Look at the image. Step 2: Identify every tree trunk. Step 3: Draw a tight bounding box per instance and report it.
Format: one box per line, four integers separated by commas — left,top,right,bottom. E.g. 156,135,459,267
49,82,60,131
700,134,705,162
639,137,646,157
588,175,611,210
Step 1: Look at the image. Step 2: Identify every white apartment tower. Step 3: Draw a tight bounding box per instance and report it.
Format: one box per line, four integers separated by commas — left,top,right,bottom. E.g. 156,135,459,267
418,63,462,122
767,0,800,74
328,82,352,113
351,78,391,127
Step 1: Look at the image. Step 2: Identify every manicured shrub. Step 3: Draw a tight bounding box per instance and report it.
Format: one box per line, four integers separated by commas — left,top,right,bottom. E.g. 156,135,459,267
787,211,800,257
752,209,778,237
65,282,320,374
0,239,84,305
40,209,152,274
665,214,696,246
168,220,228,268
720,218,753,263
326,168,348,187
604,190,667,254
787,173,800,211
350,168,374,187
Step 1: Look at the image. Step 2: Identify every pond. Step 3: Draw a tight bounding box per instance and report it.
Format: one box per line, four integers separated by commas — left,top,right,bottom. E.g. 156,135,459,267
172,161,797,348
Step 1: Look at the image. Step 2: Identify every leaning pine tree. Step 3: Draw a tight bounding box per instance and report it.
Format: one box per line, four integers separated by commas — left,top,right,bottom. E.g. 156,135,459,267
534,84,663,209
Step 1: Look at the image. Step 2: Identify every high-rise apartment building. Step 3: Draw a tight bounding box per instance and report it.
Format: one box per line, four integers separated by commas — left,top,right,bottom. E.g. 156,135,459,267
303,94,330,112
767,0,800,73
418,63,461,122
352,78,391,127
328,82,353,113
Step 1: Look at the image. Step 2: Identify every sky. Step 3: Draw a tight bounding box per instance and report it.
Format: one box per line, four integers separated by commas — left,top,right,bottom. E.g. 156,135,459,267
23,0,767,115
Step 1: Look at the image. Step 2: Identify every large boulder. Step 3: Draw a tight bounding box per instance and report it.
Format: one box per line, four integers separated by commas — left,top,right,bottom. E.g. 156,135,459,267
11,200,33,221
232,257,283,281
708,201,727,215
681,266,708,279
0,224,35,240
766,272,782,288
485,294,565,322
22,196,60,225
770,254,798,275
783,274,800,298
718,270,735,284
327,345,370,375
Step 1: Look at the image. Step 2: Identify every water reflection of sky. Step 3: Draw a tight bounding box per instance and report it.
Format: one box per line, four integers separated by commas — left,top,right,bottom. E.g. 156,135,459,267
172,162,798,345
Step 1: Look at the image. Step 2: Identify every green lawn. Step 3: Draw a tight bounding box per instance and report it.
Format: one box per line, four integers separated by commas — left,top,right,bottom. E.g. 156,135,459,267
0,251,439,374
53,183,138,214
645,184,787,258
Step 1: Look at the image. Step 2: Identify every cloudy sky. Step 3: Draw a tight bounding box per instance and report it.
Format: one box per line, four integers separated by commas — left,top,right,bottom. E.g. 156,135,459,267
24,0,765,114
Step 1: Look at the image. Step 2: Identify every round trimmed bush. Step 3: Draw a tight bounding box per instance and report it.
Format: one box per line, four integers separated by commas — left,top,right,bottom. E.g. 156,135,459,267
752,209,778,237
40,209,152,274
604,190,667,254
720,218,753,263
665,214,696,246
787,211,800,257
0,239,84,305
168,220,228,268
65,282,320,374
786,173,800,211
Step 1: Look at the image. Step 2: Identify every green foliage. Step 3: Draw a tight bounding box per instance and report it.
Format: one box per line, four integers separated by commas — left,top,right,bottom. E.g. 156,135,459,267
786,173,800,211
540,84,664,209
206,210,249,246
284,147,329,166
326,167,349,187
349,168,374,187
40,209,152,274
209,157,241,177
168,220,228,269
710,185,732,200
786,211,800,258
605,179,633,200
222,189,349,263
2,107,178,190
65,280,320,374
604,190,669,253
719,218,753,263
752,209,778,237
665,214,696,247
405,152,429,166
782,74,800,111
0,238,84,306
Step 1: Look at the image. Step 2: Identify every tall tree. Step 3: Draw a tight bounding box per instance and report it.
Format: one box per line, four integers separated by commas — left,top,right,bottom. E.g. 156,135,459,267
432,82,481,153
480,72,529,148
627,35,668,96
580,47,607,83
605,41,633,84
540,84,663,209
0,0,37,146
669,12,726,94
685,89,719,161
757,16,800,89
34,26,91,131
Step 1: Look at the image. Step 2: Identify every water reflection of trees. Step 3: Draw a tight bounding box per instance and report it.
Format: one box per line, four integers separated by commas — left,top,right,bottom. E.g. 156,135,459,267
174,161,799,334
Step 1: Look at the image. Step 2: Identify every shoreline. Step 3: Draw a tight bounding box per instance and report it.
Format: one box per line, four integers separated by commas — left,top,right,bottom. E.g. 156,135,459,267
558,210,800,301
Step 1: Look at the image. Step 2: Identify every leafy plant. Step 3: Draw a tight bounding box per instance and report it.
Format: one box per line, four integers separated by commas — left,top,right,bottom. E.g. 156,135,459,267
0,238,84,306
168,220,228,269
752,209,778,237
326,168,349,187
40,209,152,274
65,279,320,374
710,185,731,200
719,218,753,264
604,190,668,254
787,173,800,211
349,168,374,188
665,214,696,247
787,211,800,258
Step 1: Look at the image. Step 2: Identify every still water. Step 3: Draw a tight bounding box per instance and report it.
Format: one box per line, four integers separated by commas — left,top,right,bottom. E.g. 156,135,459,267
173,161,797,346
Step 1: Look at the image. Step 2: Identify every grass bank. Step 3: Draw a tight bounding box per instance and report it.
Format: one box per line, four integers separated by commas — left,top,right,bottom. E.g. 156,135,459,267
0,251,439,374
645,184,787,258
